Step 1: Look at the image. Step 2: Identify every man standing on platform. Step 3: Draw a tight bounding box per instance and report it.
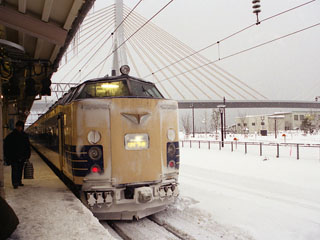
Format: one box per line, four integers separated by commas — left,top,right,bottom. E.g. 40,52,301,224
4,121,31,189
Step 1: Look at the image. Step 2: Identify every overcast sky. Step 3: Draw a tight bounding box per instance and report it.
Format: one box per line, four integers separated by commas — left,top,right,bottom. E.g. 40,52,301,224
90,0,320,101
29,0,320,124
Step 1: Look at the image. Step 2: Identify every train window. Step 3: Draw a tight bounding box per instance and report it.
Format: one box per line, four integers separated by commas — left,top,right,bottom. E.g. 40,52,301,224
76,80,130,99
129,81,163,98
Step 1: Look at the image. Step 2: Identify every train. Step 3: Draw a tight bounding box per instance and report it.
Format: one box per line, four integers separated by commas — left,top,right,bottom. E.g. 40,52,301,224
27,66,180,220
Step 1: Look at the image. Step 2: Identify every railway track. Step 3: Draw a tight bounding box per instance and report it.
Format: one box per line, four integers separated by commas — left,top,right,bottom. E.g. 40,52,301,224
103,217,183,240
101,197,254,240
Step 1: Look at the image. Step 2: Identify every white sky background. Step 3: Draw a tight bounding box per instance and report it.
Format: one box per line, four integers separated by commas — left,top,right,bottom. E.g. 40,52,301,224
90,0,320,101
29,0,320,124
57,0,320,100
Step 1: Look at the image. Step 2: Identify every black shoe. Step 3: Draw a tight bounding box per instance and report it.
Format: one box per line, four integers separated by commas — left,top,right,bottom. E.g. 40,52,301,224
13,186,18,189
19,183,24,186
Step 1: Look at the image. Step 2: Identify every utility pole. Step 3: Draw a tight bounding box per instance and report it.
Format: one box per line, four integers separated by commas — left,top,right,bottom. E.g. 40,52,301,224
274,118,277,139
192,104,195,138
220,109,224,147
223,97,226,139
218,105,225,147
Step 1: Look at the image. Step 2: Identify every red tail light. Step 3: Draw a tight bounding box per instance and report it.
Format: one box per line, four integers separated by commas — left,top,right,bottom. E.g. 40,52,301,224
91,165,101,173
168,160,175,168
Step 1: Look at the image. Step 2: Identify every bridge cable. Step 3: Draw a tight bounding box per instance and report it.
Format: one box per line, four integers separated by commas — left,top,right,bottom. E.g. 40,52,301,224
69,0,145,84
125,11,214,99
81,5,115,30
57,10,115,73
78,0,174,83
144,0,317,79
58,16,116,82
125,30,172,98
65,13,115,59
156,22,320,84
125,7,256,100
58,1,144,83
125,15,203,99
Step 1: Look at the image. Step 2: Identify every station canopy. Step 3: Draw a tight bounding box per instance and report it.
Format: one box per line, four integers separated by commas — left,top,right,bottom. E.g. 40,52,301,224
0,0,95,121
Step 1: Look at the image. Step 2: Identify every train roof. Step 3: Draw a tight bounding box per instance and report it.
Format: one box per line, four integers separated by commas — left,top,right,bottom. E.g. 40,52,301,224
36,74,162,122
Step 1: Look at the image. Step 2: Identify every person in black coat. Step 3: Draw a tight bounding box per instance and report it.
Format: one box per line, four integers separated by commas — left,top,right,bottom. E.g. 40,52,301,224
4,121,31,189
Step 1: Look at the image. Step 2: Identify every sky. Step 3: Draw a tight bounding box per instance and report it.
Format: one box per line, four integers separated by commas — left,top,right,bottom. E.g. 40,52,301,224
28,0,320,124
90,0,320,101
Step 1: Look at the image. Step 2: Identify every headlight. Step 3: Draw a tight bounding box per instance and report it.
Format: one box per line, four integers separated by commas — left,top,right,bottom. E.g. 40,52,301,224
88,147,102,160
125,133,149,150
167,143,176,157
167,129,176,141
88,130,101,144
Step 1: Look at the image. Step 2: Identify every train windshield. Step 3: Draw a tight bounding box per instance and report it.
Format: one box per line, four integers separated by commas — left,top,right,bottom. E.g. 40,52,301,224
76,80,130,99
75,79,163,99
129,80,163,98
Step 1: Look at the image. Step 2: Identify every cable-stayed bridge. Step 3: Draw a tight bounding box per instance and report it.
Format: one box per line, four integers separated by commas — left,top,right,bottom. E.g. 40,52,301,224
28,0,320,123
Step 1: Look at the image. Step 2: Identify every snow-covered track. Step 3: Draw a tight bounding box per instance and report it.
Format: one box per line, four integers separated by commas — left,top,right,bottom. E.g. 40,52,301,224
102,197,253,240
149,200,254,240
104,218,181,240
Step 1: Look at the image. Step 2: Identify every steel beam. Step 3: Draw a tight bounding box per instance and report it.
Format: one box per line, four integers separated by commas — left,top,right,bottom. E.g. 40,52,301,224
18,0,27,13
178,100,320,109
0,6,67,46
42,0,54,22
63,0,83,30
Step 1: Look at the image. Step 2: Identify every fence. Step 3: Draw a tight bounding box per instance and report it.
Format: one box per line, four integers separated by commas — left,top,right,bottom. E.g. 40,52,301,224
180,140,320,160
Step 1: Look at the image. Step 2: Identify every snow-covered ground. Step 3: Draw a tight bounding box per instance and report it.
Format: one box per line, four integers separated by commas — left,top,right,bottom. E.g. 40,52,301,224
3,151,113,240
3,133,320,240
178,143,320,240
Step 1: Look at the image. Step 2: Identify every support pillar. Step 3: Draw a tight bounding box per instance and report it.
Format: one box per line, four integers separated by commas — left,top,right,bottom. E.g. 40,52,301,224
0,82,4,198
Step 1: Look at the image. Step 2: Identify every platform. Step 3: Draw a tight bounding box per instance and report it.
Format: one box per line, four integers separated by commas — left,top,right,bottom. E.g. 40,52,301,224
3,150,113,240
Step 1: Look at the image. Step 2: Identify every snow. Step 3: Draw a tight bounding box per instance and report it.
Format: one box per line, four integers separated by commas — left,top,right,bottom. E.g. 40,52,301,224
177,137,320,240
3,151,114,240
3,133,320,240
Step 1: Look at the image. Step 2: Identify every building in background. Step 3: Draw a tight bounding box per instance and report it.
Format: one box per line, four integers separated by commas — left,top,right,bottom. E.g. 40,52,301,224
235,111,320,134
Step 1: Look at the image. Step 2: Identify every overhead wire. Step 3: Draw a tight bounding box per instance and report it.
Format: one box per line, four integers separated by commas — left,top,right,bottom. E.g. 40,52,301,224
79,0,174,83
156,22,320,84
147,20,265,99
125,7,256,100
143,0,317,79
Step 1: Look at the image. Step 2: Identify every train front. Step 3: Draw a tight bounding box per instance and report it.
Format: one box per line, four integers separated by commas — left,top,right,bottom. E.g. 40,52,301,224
76,71,179,220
